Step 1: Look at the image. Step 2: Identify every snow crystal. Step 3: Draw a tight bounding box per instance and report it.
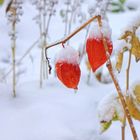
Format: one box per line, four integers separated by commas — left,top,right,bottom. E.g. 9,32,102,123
114,40,131,54
98,92,124,123
93,0,110,18
88,4,96,17
88,19,112,39
101,67,112,83
126,0,140,10
98,93,116,122
55,46,80,65
123,11,140,32
114,100,124,121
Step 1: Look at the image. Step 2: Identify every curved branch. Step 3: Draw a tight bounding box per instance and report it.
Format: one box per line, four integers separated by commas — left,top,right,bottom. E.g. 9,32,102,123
45,15,99,49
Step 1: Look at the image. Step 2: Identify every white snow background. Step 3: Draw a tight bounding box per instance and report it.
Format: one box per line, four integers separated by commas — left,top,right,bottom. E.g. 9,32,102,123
0,0,140,140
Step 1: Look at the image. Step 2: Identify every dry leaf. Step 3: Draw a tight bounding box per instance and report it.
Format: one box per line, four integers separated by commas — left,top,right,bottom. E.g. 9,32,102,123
120,30,140,62
115,51,123,73
133,84,140,103
131,34,140,62
126,96,140,121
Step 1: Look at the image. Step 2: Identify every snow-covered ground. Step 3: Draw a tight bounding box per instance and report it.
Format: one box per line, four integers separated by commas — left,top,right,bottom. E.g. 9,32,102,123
0,0,140,140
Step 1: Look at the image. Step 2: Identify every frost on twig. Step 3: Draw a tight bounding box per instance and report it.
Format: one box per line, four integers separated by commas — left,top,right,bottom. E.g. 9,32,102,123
6,0,23,25
6,0,23,44
6,0,23,97
60,0,86,37
94,0,111,18
32,0,58,87
32,0,58,38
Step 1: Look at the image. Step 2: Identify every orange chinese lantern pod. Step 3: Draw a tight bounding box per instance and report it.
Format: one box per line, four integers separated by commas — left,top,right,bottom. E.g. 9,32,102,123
55,46,81,89
86,20,113,72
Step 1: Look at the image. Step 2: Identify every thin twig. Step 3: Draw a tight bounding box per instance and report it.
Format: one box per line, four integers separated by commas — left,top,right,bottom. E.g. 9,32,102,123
67,10,74,45
122,50,132,140
45,7,54,36
122,125,125,140
39,0,43,88
64,3,69,36
44,7,54,79
45,55,52,75
12,27,16,97
12,8,16,97
126,50,132,91
45,15,99,50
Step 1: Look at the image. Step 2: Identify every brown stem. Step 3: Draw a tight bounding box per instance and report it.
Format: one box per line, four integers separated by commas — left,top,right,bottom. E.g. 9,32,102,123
97,16,138,140
122,126,125,140
45,15,99,49
12,22,16,97
107,62,138,140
